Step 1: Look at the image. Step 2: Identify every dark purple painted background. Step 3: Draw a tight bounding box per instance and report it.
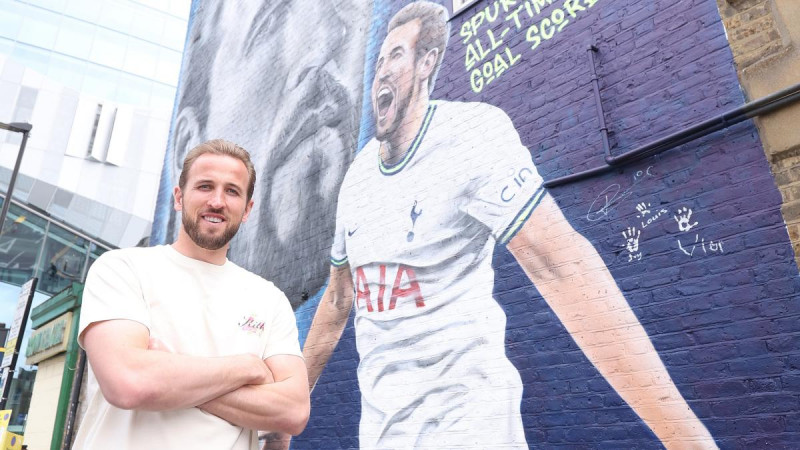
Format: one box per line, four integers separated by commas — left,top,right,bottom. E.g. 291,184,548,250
295,0,800,448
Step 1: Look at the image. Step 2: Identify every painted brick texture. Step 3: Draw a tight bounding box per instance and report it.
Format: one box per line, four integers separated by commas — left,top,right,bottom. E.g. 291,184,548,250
155,0,800,448
296,0,799,447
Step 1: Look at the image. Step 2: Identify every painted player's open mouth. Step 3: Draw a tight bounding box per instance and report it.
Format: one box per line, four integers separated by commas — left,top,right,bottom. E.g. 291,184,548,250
376,86,394,119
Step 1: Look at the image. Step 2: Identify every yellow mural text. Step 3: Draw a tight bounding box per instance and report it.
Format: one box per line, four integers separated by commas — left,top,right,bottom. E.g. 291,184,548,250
461,0,601,93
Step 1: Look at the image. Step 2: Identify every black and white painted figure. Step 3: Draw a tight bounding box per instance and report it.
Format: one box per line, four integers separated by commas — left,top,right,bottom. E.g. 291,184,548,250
162,0,373,307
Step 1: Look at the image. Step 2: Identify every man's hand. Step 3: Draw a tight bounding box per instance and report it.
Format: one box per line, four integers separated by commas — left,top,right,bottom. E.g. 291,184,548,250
197,354,309,434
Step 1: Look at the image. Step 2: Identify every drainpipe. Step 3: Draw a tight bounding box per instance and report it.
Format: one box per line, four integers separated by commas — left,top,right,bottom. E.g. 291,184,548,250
58,349,85,450
586,45,612,163
543,58,800,188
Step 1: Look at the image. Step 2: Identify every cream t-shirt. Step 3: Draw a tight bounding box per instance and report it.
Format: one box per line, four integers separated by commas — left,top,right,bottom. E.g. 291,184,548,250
74,245,302,450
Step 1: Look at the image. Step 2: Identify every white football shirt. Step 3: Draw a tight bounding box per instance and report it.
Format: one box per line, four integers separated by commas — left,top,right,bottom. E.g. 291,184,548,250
331,100,545,448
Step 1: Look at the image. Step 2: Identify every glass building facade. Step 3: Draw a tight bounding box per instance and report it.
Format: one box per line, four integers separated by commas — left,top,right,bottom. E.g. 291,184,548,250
0,0,188,440
0,194,113,433
0,195,112,296
0,0,190,249
0,0,189,112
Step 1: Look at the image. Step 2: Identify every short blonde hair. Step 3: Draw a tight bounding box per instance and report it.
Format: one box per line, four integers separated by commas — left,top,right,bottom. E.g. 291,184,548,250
388,1,450,93
178,139,256,201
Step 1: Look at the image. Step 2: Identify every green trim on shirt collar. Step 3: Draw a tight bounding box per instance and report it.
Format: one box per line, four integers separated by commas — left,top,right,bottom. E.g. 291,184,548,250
379,102,438,176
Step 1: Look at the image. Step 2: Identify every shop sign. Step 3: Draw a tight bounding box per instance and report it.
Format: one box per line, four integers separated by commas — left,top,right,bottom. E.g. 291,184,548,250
25,312,72,365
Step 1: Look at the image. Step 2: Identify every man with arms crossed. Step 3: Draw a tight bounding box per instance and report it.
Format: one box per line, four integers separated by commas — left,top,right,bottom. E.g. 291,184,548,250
304,2,716,449
75,140,309,449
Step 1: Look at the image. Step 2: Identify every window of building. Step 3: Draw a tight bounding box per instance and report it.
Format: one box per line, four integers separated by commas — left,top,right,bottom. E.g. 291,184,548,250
5,87,38,145
35,224,88,296
0,203,47,286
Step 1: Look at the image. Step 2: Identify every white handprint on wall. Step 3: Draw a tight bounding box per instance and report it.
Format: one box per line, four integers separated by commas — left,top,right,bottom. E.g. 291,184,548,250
622,227,641,253
635,202,651,218
674,207,698,232
622,227,643,262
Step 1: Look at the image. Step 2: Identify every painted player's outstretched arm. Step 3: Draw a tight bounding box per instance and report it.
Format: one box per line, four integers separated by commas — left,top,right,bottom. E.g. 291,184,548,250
303,265,355,390
82,320,270,411
196,354,310,435
507,194,716,450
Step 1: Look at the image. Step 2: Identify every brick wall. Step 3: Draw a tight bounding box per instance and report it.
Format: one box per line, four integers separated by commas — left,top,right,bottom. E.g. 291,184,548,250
155,0,800,447
293,0,800,447
716,0,789,68
716,0,800,267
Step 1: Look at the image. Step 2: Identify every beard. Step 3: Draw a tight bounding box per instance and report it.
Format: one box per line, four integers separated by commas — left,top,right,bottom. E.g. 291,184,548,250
375,81,414,143
182,210,241,250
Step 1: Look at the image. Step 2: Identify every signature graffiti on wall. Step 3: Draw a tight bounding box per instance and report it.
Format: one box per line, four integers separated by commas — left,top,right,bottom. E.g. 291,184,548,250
622,204,726,262
586,166,654,222
675,207,724,256
638,202,668,228
621,202,669,262
460,0,602,92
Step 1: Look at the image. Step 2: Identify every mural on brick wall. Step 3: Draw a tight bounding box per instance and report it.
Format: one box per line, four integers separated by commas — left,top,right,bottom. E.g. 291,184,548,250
154,0,800,448
151,0,372,307
304,2,713,448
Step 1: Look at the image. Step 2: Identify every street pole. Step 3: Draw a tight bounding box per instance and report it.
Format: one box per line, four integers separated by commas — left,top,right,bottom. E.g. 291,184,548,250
0,122,33,236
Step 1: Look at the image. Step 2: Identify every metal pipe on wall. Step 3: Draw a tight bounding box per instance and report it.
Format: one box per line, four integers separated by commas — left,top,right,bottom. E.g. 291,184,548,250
586,45,612,163
543,66,800,188
60,349,86,450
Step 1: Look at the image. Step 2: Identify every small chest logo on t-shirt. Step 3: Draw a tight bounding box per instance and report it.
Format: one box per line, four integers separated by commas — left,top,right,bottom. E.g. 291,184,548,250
407,200,423,242
238,315,266,335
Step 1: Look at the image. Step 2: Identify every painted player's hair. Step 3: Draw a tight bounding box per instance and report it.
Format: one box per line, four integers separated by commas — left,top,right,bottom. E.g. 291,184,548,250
388,1,450,94
179,139,257,202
